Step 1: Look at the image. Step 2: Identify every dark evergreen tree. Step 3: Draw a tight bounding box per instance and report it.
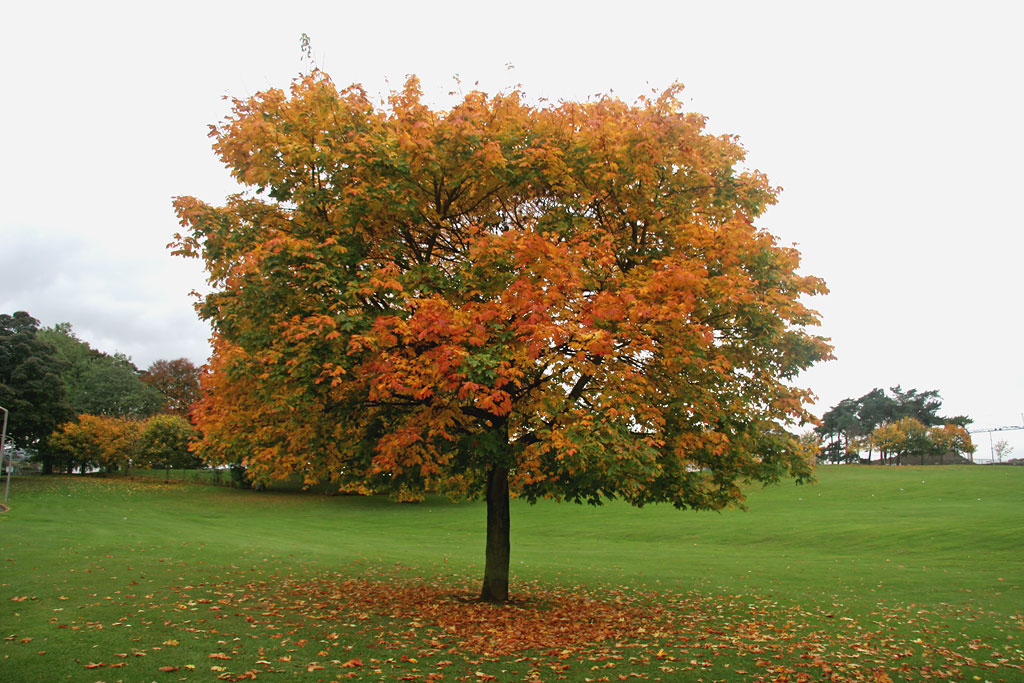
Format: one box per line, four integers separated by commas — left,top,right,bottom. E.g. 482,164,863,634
0,312,74,472
817,386,970,463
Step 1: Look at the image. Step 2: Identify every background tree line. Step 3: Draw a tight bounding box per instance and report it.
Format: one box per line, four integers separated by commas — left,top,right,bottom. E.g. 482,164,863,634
815,387,975,465
0,311,201,474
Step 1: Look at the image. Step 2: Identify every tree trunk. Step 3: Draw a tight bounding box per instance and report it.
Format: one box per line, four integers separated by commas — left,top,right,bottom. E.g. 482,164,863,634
480,464,511,603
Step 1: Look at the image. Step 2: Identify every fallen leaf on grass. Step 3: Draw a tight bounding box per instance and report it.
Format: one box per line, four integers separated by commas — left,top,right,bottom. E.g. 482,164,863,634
109,558,1020,683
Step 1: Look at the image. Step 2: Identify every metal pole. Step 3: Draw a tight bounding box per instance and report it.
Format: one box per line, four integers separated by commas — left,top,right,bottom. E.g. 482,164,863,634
1,406,10,504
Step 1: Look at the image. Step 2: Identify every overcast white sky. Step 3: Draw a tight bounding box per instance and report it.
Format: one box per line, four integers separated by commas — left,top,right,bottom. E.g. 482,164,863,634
2,1,1021,456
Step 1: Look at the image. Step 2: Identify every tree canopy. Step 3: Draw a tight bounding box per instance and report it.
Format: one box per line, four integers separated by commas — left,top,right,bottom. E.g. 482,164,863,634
137,414,200,473
0,312,73,460
141,358,202,417
39,323,164,420
174,71,831,601
817,387,972,464
49,413,198,475
48,413,137,474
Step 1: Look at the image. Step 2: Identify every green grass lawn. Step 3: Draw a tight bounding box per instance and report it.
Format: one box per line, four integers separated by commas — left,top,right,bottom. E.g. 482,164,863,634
1,466,1022,682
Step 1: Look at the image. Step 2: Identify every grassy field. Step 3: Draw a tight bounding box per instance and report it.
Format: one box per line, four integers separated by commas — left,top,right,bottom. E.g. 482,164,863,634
1,466,1022,682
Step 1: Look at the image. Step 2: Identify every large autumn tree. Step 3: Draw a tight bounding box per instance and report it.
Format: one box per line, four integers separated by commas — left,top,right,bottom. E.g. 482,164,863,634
174,71,831,602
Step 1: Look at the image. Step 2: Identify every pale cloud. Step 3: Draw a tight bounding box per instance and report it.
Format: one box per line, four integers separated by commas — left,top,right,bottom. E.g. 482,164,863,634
0,228,209,368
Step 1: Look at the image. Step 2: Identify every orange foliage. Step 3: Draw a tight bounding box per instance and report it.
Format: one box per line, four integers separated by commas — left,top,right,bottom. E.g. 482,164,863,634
49,414,139,470
173,71,830,586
